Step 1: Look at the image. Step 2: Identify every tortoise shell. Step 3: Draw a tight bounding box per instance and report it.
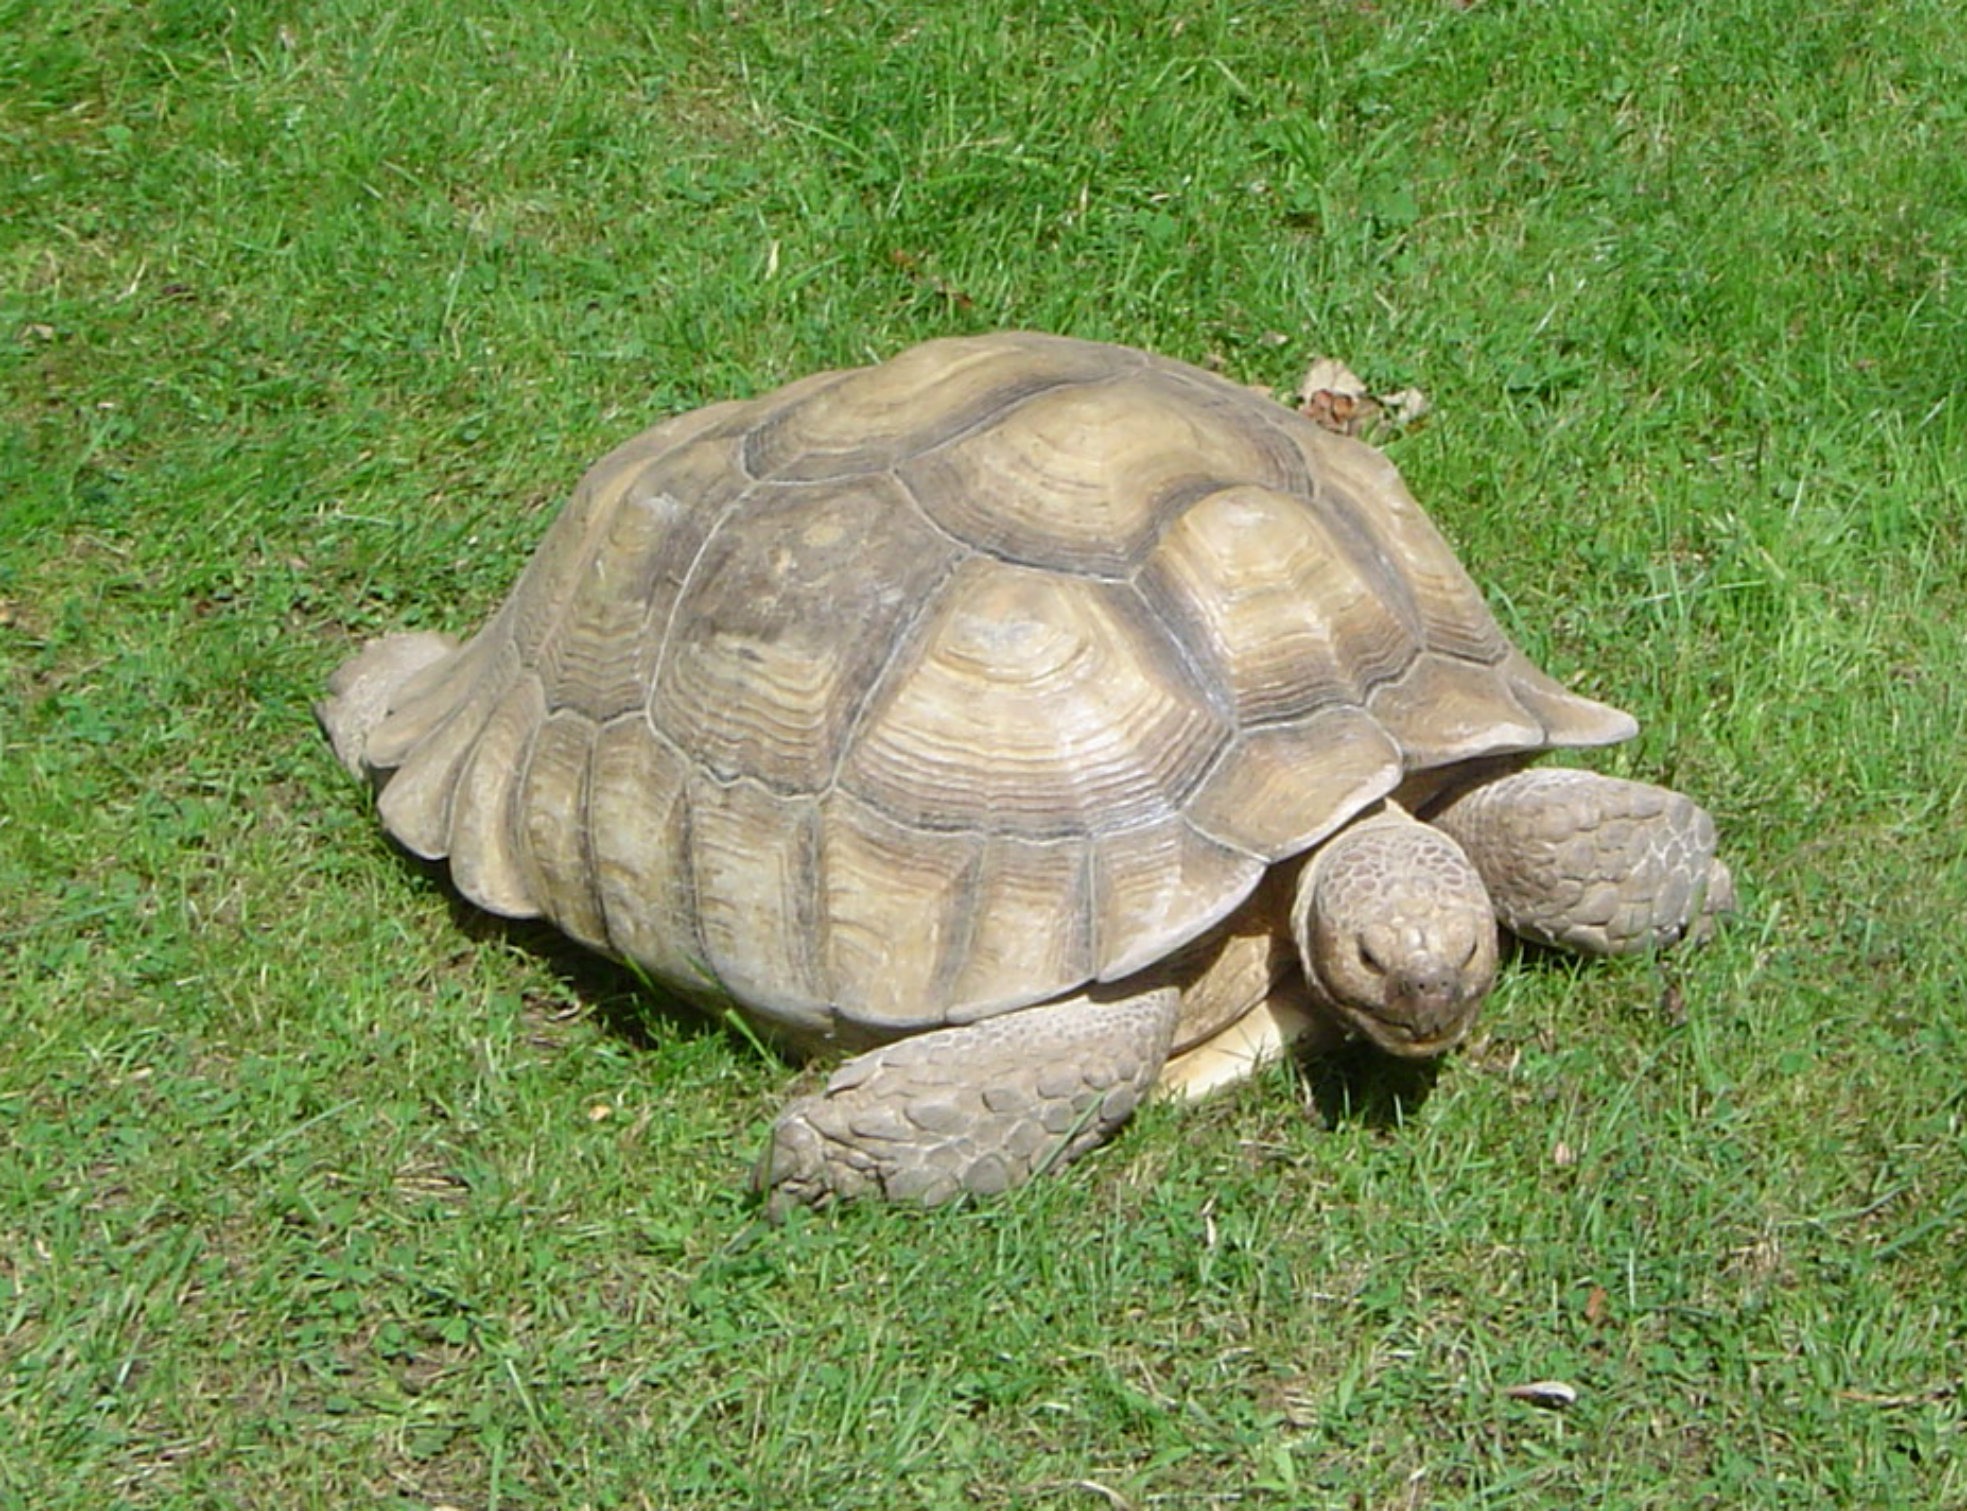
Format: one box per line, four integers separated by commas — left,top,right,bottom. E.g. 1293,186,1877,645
356,332,1633,1047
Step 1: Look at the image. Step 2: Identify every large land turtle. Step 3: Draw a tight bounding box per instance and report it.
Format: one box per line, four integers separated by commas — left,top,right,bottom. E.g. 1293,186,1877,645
321,332,1732,1211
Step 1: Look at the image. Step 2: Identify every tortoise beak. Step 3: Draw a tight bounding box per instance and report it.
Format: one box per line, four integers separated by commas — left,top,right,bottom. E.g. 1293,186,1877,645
1348,970,1480,1059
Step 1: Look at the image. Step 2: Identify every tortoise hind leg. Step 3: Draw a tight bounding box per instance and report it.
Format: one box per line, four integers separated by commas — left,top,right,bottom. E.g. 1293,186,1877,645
316,631,458,781
1430,767,1735,957
757,987,1179,1215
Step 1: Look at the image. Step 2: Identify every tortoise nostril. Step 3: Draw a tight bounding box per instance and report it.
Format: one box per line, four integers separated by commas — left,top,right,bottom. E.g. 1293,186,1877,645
1396,964,1451,1005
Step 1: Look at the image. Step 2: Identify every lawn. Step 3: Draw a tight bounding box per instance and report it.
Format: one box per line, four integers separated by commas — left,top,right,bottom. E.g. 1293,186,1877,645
2,1,1963,1506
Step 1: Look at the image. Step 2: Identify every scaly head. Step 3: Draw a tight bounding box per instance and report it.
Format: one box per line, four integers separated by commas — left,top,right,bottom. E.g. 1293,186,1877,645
1291,807,1499,1058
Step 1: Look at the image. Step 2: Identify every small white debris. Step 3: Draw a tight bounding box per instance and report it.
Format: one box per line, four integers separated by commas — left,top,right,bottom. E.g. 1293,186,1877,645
1505,1379,1579,1410
1380,386,1432,427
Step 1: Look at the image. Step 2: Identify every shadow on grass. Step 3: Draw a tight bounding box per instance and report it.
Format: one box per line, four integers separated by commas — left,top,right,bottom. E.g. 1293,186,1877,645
1297,1039,1444,1131
420,860,760,1059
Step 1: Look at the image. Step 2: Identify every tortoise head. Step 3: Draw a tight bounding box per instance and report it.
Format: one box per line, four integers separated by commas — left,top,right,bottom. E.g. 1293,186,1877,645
1291,808,1499,1059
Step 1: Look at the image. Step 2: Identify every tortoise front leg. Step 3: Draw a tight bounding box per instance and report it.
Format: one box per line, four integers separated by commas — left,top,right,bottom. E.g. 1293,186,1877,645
1430,767,1735,957
756,987,1179,1215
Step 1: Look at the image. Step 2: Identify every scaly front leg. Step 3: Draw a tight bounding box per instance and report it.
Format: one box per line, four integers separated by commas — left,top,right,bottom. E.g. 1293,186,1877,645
1430,767,1735,957
756,987,1180,1215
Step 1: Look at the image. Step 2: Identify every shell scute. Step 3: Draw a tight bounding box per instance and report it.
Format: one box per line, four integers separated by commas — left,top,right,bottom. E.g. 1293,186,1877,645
1089,817,1267,981
651,474,959,793
897,367,1303,575
939,833,1095,1021
1137,481,1413,722
515,708,607,949
837,555,1230,841
742,332,1124,482
686,773,829,1034
815,793,981,1037
587,715,708,989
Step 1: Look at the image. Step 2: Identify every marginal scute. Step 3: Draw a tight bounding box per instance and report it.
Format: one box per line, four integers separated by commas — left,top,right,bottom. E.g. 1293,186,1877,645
939,833,1094,1019
1497,647,1640,747
653,475,960,793
686,774,829,1032
1367,653,1545,767
841,555,1228,838
365,629,497,771
375,639,524,860
817,794,982,1036
444,672,546,918
899,370,1299,574
1089,817,1267,981
516,709,606,949
586,716,708,992
1186,708,1405,861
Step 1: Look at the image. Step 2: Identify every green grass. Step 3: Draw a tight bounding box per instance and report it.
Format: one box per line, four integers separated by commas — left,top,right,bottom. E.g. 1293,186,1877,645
3,0,1964,1505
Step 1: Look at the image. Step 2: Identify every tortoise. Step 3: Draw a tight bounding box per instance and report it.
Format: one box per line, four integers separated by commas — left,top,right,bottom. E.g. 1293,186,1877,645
320,331,1732,1212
